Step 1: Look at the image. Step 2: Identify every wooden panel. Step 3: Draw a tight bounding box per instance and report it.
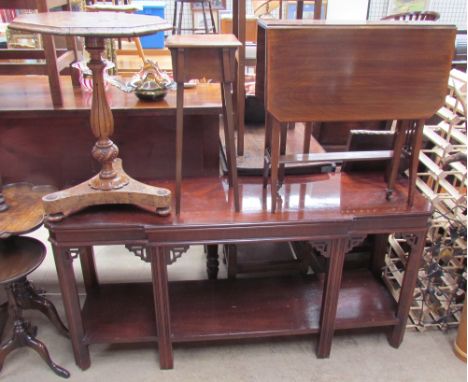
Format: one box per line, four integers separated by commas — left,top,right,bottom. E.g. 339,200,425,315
265,23,456,122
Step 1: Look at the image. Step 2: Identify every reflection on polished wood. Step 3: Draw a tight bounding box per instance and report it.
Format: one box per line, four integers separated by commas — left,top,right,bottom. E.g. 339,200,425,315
0,76,222,116
47,172,431,234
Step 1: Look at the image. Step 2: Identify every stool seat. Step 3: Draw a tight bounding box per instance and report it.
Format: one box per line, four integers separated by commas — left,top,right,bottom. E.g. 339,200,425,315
0,237,46,285
166,34,241,48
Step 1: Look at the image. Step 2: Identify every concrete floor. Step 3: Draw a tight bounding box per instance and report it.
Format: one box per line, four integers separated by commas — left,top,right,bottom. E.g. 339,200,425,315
1,227,466,382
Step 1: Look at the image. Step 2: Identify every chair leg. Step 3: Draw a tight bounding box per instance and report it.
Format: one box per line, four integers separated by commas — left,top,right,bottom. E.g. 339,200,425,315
13,278,69,338
201,1,209,33
42,34,63,107
172,0,178,35
133,37,146,64
208,0,217,33
177,1,184,35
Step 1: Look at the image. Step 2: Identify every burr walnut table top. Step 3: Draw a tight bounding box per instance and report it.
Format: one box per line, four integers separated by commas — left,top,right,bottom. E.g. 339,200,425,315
8,10,172,37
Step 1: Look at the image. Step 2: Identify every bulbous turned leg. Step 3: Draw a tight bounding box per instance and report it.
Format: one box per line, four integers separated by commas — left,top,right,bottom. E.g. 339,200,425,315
13,278,69,338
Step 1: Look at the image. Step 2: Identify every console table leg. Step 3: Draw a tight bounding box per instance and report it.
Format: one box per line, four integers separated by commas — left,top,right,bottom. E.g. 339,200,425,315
79,246,99,294
316,238,347,358
388,231,426,347
52,244,90,370
150,247,173,369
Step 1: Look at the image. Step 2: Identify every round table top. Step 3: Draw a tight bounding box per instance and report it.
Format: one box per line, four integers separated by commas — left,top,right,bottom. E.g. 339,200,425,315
0,236,46,284
0,183,56,238
9,11,172,38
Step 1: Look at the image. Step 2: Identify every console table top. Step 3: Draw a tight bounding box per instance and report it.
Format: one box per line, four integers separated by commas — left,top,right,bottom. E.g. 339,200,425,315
46,173,432,245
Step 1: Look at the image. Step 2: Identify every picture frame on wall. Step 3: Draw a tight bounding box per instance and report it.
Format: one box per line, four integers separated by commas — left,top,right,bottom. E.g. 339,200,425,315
191,0,226,11
387,0,429,14
286,0,327,19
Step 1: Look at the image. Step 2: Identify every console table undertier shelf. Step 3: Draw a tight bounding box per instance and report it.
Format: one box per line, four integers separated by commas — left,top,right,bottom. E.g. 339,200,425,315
46,172,431,370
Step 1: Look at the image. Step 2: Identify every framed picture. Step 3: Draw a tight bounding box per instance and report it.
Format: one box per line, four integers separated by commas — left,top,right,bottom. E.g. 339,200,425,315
387,0,429,14
191,0,226,11
192,9,219,32
286,0,327,19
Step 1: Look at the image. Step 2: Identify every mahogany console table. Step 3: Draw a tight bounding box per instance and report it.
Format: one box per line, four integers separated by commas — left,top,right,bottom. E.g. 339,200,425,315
46,172,431,370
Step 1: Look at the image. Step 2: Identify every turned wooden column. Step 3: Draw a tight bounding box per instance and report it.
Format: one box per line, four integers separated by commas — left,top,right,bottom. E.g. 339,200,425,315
86,37,128,191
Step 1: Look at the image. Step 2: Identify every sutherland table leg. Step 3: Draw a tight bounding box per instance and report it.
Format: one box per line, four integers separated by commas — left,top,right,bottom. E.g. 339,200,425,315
270,118,281,213
407,120,424,207
150,247,173,369
278,122,288,186
52,245,90,369
388,231,426,347
263,113,273,188
386,120,407,200
221,48,240,212
316,238,347,358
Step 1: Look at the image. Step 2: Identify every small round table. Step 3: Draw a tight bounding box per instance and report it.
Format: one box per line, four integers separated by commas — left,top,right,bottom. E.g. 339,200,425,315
0,183,69,378
9,11,173,221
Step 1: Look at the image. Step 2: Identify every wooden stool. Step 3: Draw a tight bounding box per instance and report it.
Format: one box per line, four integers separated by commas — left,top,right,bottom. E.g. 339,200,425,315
0,183,69,378
167,34,240,214
172,0,217,35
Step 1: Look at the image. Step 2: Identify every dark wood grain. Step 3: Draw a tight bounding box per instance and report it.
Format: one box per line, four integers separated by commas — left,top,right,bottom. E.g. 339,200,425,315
0,237,45,284
46,172,429,369
46,173,431,244
0,183,55,237
77,270,397,343
263,21,455,122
